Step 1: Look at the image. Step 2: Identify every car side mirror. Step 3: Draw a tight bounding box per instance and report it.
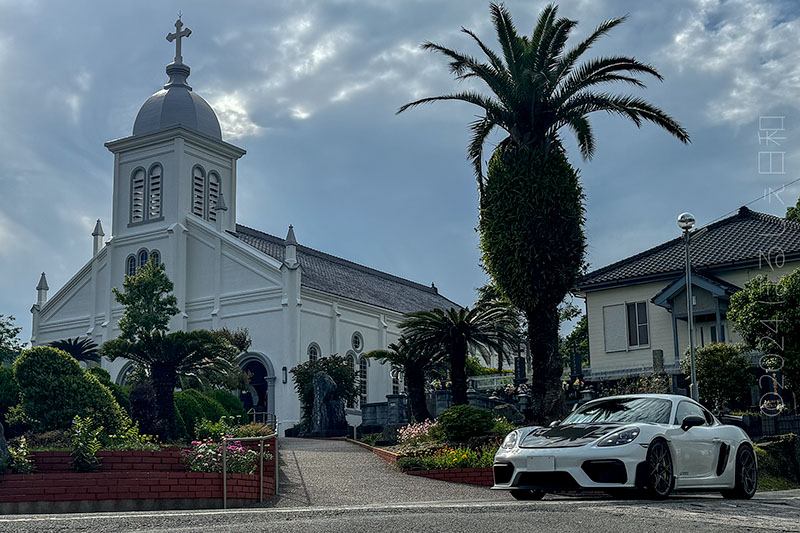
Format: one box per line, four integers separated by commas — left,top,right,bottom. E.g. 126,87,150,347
681,415,705,431
549,420,560,428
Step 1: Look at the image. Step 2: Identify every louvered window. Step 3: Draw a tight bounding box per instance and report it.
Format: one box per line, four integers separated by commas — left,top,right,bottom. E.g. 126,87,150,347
131,169,146,223
208,172,220,223
192,166,206,218
148,164,162,219
359,358,368,405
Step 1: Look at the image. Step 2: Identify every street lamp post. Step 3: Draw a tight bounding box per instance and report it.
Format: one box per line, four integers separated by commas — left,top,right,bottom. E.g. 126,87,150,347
678,212,699,402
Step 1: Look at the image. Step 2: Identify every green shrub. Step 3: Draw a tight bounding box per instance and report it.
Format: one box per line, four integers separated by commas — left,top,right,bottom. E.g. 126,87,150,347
491,417,516,438
14,346,125,433
436,405,495,442
0,367,21,436
232,422,274,438
175,390,225,438
23,430,70,450
396,445,498,471
7,436,34,473
195,416,237,441
174,406,188,442
206,390,247,423
104,420,160,451
756,434,800,482
70,416,102,472
86,367,112,383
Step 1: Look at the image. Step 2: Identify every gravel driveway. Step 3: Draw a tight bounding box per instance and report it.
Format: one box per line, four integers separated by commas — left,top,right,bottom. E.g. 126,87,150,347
269,437,507,508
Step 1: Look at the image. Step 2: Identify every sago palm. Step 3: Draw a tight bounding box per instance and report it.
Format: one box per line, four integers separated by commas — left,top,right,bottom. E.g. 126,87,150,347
364,336,445,421
102,330,237,440
398,3,688,421
400,303,520,405
49,336,101,365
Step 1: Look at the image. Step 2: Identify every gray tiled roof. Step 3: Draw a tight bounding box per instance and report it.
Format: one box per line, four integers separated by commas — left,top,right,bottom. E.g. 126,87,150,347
578,207,800,291
231,225,460,314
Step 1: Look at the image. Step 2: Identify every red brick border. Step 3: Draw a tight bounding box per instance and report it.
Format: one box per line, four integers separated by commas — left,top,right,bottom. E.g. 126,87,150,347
406,467,493,487
0,438,277,506
346,438,399,465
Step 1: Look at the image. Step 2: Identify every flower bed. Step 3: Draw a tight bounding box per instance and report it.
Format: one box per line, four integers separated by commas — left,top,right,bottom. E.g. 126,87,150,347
0,438,276,514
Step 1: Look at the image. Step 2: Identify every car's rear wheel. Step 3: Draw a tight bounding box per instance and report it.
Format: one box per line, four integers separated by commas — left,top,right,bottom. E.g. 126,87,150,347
510,489,545,500
721,445,757,499
643,439,673,499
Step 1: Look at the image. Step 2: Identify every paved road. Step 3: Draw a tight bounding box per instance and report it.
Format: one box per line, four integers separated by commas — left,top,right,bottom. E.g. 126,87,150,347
0,438,798,532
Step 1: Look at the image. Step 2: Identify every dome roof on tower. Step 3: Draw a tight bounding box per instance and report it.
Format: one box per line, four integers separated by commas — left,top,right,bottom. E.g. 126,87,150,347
132,19,222,140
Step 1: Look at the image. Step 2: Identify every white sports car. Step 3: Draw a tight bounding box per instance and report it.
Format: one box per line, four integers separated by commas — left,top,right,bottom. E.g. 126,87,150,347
493,394,757,500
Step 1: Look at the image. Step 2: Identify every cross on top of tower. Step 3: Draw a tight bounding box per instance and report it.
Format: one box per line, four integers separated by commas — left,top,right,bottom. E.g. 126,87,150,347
166,17,192,64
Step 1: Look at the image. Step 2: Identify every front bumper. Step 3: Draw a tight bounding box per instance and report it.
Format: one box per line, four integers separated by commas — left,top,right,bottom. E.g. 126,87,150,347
492,443,648,491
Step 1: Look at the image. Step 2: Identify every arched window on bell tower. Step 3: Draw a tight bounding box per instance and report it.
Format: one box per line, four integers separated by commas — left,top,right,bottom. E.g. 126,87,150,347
148,164,162,219
208,171,220,223
192,165,206,219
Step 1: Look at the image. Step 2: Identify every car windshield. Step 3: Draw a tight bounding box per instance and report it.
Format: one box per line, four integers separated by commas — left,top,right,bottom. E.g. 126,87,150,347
560,397,672,425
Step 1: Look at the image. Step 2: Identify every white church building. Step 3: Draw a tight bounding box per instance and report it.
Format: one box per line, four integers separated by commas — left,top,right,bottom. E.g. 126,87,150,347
29,20,457,432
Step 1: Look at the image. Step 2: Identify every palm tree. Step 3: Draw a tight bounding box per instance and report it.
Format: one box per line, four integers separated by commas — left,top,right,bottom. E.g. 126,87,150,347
398,3,688,421
364,336,445,421
400,303,520,405
101,330,237,440
49,337,100,365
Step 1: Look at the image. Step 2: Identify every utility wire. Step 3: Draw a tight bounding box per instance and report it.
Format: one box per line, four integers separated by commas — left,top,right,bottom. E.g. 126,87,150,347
698,175,800,229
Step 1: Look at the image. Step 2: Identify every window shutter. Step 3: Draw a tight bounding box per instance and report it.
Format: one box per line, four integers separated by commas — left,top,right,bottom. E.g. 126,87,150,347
192,167,206,218
131,169,145,223
148,165,162,219
208,172,220,223
603,304,627,352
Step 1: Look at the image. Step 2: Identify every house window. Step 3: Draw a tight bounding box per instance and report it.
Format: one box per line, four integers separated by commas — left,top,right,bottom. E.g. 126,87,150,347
626,302,649,347
126,255,137,277
700,326,705,347
346,352,356,408
130,168,146,223
138,249,149,268
392,369,400,395
710,326,717,344
352,332,363,353
308,343,319,363
150,250,160,267
148,164,162,219
359,357,368,405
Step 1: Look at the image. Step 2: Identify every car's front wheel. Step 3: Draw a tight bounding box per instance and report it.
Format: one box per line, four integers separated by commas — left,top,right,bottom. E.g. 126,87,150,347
643,439,674,499
721,445,757,499
510,489,545,500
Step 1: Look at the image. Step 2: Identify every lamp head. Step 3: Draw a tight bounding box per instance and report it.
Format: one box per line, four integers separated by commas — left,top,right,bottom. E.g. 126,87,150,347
677,212,696,230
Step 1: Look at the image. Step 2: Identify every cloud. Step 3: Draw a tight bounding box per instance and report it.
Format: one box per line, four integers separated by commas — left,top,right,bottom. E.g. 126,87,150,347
209,91,263,139
661,0,800,124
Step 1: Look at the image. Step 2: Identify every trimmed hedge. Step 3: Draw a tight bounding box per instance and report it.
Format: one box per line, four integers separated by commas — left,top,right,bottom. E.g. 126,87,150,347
175,389,226,438
206,390,248,423
14,346,125,432
86,367,132,416
435,405,495,443
756,434,800,482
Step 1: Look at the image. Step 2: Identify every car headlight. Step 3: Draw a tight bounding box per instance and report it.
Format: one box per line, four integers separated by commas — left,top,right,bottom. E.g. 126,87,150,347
597,427,640,447
501,431,519,450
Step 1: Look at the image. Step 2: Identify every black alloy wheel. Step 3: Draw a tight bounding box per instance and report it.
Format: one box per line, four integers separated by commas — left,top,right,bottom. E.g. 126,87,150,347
644,439,674,499
721,445,758,499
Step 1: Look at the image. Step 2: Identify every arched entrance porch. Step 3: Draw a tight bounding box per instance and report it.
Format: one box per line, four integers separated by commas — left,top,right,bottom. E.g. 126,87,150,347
238,352,276,424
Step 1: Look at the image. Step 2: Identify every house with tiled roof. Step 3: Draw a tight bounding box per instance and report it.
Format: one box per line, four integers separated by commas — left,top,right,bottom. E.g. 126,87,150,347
576,206,800,388
29,23,457,434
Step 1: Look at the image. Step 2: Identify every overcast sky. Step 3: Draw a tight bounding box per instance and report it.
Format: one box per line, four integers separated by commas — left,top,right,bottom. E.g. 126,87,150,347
1,0,799,342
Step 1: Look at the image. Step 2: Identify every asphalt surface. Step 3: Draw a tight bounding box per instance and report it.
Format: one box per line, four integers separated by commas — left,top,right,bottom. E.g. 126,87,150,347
0,438,798,532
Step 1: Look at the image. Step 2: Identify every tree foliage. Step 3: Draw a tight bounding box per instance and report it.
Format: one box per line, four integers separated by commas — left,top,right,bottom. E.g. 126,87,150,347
0,315,24,364
728,270,800,390
786,197,800,222
364,336,446,421
400,302,521,406
290,355,358,423
398,3,688,422
560,314,588,368
113,258,179,342
681,343,754,413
